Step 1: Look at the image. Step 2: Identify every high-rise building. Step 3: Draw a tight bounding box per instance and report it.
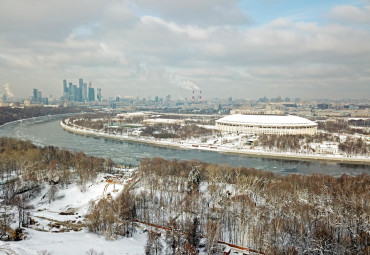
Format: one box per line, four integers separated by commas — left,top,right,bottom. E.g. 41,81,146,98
33,89,42,103
78,78,83,102
71,85,77,101
82,82,87,102
166,95,171,104
88,87,95,102
33,88,38,100
63,80,68,99
68,82,73,101
97,88,102,102
77,87,82,102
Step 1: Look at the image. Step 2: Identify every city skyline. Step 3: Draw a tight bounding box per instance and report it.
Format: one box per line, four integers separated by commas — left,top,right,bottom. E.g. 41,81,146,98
0,1,369,100
62,78,100,102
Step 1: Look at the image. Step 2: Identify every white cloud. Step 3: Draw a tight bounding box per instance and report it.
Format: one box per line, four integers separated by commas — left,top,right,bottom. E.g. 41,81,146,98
135,0,248,26
328,5,370,24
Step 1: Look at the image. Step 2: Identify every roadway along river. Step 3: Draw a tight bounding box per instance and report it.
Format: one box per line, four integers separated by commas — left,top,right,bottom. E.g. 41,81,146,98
0,115,368,176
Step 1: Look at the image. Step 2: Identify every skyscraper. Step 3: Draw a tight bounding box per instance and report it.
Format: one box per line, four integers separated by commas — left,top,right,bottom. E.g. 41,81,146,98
33,88,38,100
78,78,83,102
82,82,87,102
71,85,77,101
68,82,73,101
33,89,42,103
63,80,68,99
97,88,102,102
88,87,95,102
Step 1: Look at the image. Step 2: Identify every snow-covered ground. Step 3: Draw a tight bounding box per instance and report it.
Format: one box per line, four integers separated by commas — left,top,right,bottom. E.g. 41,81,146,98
0,171,146,255
1,229,146,255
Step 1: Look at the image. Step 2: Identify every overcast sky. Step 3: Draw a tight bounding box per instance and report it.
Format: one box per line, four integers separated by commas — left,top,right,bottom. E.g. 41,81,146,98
0,0,369,100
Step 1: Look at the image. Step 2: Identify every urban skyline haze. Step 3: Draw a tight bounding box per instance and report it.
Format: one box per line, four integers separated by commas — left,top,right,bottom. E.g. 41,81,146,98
0,0,369,100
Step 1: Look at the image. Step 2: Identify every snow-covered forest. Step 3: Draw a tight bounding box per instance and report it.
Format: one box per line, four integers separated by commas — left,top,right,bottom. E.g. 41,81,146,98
0,137,114,239
87,158,369,254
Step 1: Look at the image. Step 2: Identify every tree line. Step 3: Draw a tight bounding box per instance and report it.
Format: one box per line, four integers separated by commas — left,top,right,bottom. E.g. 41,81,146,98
318,119,369,135
0,106,91,126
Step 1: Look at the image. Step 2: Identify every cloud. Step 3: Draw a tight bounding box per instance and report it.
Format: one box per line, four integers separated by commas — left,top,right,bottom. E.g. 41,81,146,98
327,5,370,24
0,1,369,99
135,0,249,26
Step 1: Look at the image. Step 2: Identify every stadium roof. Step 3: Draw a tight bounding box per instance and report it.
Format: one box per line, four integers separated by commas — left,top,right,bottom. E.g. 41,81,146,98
216,114,317,127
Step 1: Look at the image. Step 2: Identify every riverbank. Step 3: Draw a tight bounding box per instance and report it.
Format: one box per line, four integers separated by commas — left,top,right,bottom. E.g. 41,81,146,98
61,120,370,165
0,106,91,126
0,112,83,128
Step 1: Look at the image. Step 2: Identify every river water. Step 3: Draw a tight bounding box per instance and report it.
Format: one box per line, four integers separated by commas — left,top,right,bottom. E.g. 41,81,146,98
0,115,368,176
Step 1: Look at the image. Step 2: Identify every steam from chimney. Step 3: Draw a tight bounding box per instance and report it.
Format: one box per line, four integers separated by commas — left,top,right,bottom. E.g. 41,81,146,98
3,83,14,98
180,80,200,91
166,74,201,92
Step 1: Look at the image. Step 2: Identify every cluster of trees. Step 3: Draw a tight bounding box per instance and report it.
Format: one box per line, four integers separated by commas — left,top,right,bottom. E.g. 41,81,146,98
339,136,368,155
0,138,114,239
145,218,203,255
66,113,112,130
0,106,90,126
141,124,214,139
116,115,145,124
86,158,369,254
72,119,105,130
259,134,303,151
258,133,369,155
318,119,369,135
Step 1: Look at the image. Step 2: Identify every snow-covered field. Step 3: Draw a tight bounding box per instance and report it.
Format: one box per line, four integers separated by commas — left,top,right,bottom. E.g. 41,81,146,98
0,171,147,255
1,229,146,255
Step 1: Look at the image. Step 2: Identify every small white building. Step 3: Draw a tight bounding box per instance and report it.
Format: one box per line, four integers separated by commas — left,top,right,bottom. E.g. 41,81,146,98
216,114,317,135
315,144,339,154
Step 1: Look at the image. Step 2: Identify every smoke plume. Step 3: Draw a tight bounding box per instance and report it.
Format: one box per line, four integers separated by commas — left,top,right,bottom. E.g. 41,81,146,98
3,83,14,98
180,80,200,91
166,74,201,91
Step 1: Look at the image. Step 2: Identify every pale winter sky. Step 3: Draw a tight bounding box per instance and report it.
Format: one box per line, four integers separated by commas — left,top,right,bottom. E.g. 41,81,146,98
0,0,369,100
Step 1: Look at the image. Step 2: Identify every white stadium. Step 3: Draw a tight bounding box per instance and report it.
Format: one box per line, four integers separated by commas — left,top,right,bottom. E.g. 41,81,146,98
216,114,317,135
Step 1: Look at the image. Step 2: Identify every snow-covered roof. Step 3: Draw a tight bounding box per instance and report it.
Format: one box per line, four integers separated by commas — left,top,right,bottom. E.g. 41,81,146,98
216,114,317,127
143,118,184,124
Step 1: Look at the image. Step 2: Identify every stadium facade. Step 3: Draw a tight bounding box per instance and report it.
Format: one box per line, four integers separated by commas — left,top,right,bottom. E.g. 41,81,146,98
216,114,317,135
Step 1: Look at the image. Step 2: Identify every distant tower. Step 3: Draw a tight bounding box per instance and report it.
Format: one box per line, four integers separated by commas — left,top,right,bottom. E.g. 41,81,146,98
97,88,102,102
78,78,83,102
192,90,195,104
82,82,87,102
68,82,73,101
33,88,38,100
63,80,68,99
